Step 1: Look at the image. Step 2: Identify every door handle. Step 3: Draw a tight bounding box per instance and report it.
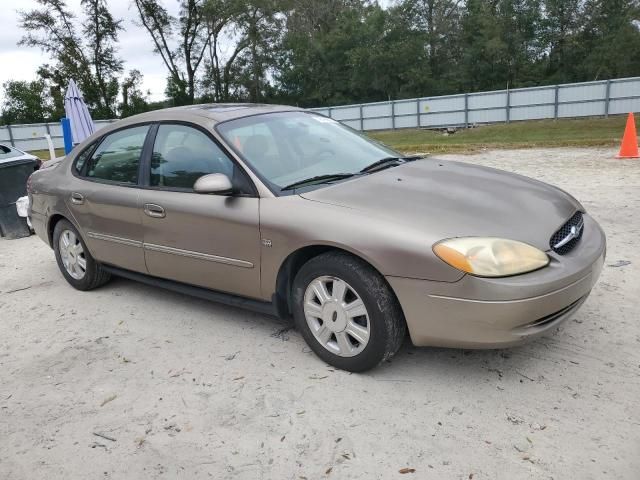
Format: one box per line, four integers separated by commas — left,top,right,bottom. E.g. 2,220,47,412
144,203,166,218
70,192,84,205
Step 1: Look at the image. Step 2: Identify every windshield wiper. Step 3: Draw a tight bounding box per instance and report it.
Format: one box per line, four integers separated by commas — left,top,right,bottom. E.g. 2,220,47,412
281,173,355,191
359,155,424,174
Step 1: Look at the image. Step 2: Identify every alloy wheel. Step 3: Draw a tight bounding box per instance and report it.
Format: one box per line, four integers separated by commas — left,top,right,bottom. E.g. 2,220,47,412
303,275,371,357
59,229,87,280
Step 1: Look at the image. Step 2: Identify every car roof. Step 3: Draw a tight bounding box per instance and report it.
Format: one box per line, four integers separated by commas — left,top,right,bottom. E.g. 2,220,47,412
120,103,304,125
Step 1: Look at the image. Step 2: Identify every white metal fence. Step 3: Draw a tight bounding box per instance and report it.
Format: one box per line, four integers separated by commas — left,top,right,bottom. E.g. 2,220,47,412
310,76,640,131
2,76,639,151
0,119,116,153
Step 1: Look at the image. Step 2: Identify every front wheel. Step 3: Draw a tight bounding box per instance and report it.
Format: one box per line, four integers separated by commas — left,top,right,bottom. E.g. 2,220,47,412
291,252,406,372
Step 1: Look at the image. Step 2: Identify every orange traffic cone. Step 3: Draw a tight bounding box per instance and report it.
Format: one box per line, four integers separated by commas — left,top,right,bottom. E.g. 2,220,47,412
617,112,639,158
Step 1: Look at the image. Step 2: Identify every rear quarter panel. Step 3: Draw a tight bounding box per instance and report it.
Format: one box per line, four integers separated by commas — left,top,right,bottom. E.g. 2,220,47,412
29,159,81,247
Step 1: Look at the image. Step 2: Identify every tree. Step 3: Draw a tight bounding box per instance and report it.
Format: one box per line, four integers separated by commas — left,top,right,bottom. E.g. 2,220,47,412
500,0,545,87
14,0,640,114
346,4,434,101
18,0,124,118
276,0,370,106
80,0,124,118
541,0,585,83
119,70,150,117
35,65,67,121
579,0,640,80
233,0,283,102
399,0,465,93
200,0,248,102
277,0,443,106
1,80,54,124
458,0,545,92
133,0,210,105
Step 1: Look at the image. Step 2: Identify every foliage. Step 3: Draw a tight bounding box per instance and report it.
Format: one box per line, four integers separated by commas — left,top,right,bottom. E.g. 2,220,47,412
80,0,123,117
119,70,151,118
578,0,640,80
200,0,247,102
8,0,640,119
1,80,56,124
133,0,210,105
272,0,640,106
18,0,124,118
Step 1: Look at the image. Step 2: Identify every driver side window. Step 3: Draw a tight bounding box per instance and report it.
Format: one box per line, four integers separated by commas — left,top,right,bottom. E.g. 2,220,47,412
151,124,234,189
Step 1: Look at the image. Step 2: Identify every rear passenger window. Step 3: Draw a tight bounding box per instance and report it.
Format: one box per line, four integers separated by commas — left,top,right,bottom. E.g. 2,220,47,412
86,126,149,184
150,124,234,189
73,142,97,174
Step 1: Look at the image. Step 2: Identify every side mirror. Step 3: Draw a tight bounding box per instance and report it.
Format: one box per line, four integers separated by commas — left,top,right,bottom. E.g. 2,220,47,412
194,173,234,195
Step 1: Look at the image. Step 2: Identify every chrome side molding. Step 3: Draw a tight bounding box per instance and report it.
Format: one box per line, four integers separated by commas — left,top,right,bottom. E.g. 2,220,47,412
87,232,143,248
87,232,254,269
143,243,254,269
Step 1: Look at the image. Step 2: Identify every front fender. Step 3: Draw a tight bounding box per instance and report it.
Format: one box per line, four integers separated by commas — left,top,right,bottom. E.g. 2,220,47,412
259,196,464,299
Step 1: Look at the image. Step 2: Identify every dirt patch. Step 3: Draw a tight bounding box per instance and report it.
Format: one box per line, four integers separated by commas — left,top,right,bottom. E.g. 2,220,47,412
1,147,639,479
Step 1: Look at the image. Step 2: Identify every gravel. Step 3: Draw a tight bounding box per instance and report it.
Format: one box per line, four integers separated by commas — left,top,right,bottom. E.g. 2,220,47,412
1,147,639,479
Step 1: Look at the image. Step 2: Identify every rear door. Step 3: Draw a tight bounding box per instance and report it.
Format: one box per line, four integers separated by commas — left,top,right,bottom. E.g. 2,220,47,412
139,123,262,299
67,125,151,273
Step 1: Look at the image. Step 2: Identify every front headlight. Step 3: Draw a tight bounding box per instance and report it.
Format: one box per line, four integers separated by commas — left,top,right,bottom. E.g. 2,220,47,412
433,237,549,277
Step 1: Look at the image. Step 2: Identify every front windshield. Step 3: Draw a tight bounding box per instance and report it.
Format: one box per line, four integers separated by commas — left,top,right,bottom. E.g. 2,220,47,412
216,111,400,191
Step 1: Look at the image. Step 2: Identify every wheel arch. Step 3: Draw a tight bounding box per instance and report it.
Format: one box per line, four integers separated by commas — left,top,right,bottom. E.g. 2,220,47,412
273,244,404,321
47,214,87,251
47,214,68,247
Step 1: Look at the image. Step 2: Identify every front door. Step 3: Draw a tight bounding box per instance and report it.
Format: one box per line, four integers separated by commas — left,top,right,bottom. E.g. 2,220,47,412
139,123,261,299
67,125,150,273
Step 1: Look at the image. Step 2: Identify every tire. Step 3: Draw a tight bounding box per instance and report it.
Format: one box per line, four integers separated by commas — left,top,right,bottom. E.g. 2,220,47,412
291,251,406,372
53,219,111,291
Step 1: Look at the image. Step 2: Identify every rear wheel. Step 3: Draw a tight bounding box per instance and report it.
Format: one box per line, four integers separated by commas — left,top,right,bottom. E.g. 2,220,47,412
292,251,406,372
53,219,111,290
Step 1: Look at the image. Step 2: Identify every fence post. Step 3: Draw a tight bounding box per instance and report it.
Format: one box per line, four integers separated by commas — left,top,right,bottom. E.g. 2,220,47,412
6,124,15,147
464,93,469,128
416,98,421,128
554,85,559,120
359,104,364,131
391,100,396,130
328,106,333,119
506,89,511,124
45,122,51,136
605,79,611,118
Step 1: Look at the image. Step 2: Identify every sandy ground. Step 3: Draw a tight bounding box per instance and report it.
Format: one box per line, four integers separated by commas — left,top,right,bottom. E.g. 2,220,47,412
1,147,639,480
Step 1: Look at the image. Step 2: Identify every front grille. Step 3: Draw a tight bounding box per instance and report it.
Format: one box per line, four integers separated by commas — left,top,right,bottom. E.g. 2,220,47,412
550,211,584,255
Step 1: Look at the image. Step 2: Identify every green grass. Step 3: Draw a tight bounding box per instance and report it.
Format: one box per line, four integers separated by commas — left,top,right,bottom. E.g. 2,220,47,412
27,148,66,161
367,115,627,154
26,116,627,160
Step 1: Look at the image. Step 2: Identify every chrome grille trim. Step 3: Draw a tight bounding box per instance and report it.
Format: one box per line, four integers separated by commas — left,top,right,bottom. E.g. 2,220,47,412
550,211,584,255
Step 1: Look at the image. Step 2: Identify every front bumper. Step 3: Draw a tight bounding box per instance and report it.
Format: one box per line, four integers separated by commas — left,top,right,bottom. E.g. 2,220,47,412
387,214,606,348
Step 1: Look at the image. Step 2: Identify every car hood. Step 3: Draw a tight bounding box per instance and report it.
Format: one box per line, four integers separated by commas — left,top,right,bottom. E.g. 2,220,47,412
299,158,582,251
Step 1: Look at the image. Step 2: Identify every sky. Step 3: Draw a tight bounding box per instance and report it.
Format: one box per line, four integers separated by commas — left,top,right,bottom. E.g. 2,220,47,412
0,0,180,104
